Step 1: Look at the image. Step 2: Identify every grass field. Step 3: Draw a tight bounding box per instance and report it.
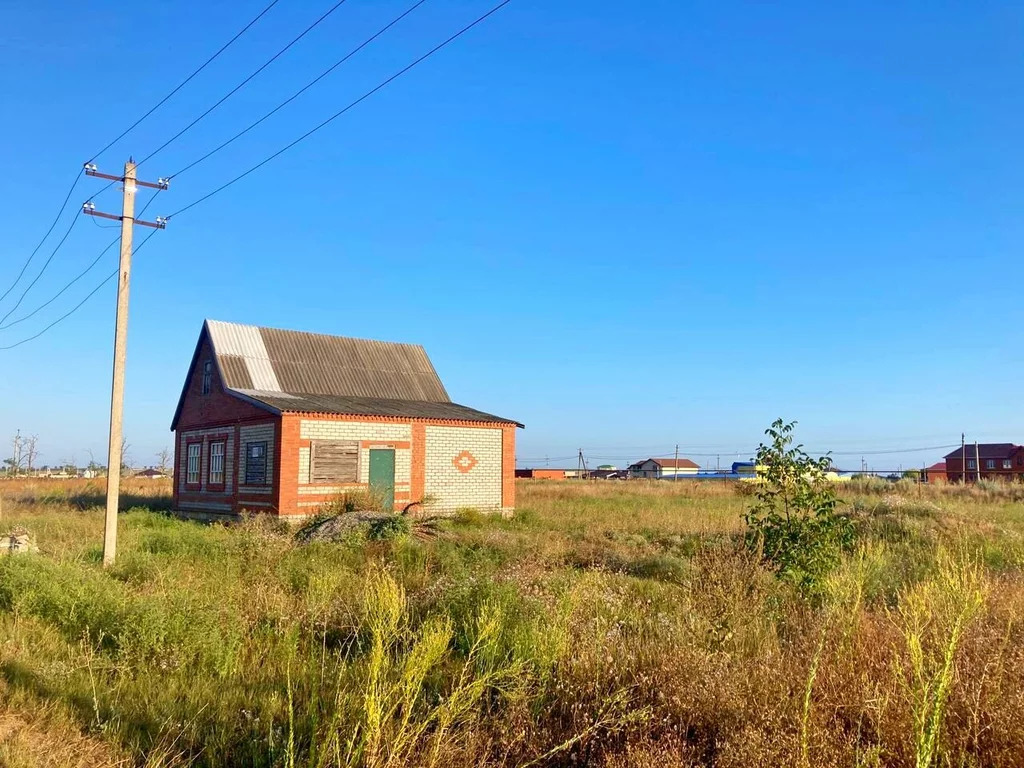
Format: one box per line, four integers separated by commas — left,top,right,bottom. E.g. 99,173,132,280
1,478,1023,767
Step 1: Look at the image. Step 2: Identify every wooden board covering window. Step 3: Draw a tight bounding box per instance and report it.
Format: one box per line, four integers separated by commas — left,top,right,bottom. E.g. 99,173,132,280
310,440,359,483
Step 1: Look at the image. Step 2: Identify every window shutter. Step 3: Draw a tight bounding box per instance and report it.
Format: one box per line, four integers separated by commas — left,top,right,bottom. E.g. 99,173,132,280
311,440,359,483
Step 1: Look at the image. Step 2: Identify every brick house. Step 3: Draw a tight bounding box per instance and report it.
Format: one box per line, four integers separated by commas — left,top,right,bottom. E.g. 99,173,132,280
943,444,1024,483
171,320,521,519
627,457,700,479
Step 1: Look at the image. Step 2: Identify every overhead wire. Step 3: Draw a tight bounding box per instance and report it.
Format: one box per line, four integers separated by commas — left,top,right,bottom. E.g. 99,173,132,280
166,0,514,220
86,0,283,164
136,0,353,169
0,170,81,307
0,190,162,332
168,0,430,180
0,227,162,351
4,0,280,320
0,213,82,326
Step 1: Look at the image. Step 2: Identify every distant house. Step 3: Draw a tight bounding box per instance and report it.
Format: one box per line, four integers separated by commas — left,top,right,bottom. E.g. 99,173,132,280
627,457,700,479
924,462,947,484
943,444,1024,482
515,469,567,480
133,468,170,480
171,320,521,520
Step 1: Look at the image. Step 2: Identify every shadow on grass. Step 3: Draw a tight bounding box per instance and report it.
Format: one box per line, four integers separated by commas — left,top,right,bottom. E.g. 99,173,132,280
69,491,174,513
1,659,100,729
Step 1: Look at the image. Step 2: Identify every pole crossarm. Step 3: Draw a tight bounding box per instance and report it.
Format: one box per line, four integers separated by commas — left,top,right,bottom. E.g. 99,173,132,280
84,164,169,190
83,205,168,230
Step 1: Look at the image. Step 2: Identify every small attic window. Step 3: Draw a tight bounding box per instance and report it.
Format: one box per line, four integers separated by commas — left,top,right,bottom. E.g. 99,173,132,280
201,360,213,395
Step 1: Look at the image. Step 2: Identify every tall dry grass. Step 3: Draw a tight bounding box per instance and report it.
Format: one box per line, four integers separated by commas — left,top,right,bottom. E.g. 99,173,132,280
0,479,1023,766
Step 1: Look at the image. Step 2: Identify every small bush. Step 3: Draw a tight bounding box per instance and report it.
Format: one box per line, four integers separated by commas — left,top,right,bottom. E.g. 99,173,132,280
452,507,486,527
743,419,856,597
367,515,411,541
319,489,387,516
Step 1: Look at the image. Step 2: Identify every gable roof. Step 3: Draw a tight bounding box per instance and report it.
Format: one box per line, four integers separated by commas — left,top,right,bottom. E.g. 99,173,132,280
628,457,700,470
927,462,947,472
172,320,521,428
943,443,1021,460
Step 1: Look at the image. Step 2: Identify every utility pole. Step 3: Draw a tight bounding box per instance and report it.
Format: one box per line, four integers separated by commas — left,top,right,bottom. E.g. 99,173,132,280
961,433,966,484
975,441,982,483
83,160,168,566
674,444,679,482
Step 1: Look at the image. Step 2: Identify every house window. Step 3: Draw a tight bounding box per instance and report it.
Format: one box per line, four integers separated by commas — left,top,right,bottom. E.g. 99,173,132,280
245,442,268,486
201,360,213,395
310,440,359,483
986,459,996,470
967,459,976,470
209,441,226,486
1003,459,1012,470
186,443,202,485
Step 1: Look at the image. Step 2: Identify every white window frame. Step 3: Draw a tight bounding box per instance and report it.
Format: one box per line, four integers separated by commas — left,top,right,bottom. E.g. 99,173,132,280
186,443,202,485
986,459,996,471
209,441,225,486
1003,459,1012,470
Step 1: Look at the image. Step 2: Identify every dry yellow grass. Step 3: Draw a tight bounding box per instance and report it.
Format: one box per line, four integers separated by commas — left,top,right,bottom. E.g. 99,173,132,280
0,478,1022,766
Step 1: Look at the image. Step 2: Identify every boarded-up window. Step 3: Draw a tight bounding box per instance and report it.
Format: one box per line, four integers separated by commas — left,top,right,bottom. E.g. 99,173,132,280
245,442,268,486
311,440,359,484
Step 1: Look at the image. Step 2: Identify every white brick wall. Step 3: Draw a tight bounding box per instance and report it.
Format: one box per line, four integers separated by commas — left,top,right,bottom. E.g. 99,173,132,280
424,426,502,512
177,427,235,495
239,422,275,492
298,420,411,488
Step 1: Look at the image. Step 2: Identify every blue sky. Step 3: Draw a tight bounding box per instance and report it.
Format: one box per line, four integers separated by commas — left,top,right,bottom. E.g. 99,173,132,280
0,0,1021,473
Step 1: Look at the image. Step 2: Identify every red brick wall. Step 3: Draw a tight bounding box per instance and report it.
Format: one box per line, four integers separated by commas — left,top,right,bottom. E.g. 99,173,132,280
946,448,1024,482
172,333,278,514
278,414,302,516
411,423,426,504
502,426,516,508
175,336,268,430
515,469,564,480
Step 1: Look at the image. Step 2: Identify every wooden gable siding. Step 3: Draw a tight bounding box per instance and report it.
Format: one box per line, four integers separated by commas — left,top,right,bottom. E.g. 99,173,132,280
176,335,269,429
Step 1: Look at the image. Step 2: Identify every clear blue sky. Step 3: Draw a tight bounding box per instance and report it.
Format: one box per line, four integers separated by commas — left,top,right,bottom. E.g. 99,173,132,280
0,1,1021,473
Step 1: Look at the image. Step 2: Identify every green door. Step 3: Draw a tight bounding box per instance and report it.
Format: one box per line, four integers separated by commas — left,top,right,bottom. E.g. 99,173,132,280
368,449,396,512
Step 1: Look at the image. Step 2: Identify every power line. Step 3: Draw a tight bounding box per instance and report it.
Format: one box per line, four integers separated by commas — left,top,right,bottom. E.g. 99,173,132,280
821,444,960,456
0,228,161,351
0,171,80,307
86,0,283,163
0,213,81,326
0,191,162,331
166,0,514,220
169,0,429,179
136,0,353,169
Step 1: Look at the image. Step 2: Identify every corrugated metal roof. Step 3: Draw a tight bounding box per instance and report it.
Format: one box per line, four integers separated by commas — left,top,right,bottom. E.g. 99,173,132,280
200,320,519,425
234,391,521,425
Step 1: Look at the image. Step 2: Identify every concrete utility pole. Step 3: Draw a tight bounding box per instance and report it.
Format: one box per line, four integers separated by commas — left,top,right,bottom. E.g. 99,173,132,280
83,160,168,566
103,159,136,567
674,444,679,482
975,441,982,483
961,433,966,484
